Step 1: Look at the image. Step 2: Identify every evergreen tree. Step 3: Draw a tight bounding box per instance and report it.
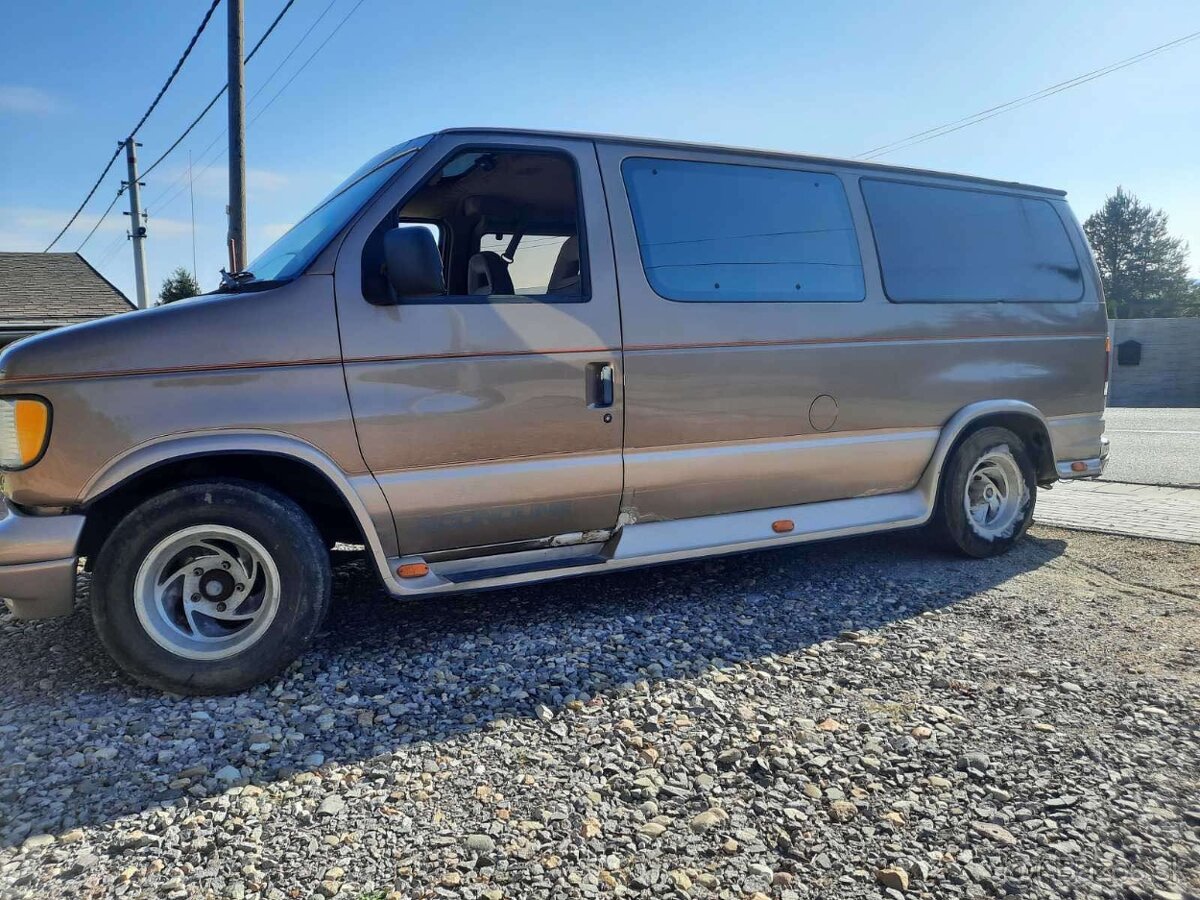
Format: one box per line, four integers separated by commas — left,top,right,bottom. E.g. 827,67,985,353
1083,188,1196,318
158,266,201,305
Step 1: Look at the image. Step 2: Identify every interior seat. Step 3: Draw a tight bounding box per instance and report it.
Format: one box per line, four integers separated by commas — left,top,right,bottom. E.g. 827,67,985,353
547,236,581,294
466,251,514,295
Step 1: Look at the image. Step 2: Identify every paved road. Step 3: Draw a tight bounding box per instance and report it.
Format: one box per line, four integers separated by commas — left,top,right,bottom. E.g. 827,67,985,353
1101,407,1200,487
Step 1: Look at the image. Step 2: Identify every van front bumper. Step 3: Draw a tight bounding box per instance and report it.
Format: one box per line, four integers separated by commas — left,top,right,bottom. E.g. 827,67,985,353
0,499,84,619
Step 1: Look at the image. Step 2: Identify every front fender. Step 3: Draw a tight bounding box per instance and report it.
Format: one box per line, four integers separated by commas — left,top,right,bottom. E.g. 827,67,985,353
81,429,399,562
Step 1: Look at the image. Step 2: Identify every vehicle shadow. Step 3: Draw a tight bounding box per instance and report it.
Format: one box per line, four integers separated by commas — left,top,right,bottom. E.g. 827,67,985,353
0,529,1067,846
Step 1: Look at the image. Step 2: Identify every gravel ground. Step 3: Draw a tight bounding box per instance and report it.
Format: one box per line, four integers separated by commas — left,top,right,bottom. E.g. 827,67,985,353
1,526,1197,900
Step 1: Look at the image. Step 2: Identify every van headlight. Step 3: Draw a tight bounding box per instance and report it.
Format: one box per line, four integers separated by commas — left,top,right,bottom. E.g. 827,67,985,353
0,397,51,470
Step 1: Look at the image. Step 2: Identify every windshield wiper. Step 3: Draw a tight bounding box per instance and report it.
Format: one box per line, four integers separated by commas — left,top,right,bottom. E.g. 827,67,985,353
219,268,256,289
214,269,285,294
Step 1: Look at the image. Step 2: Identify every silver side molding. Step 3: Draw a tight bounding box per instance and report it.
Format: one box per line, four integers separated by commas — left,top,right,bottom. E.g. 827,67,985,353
386,489,929,597
610,492,926,559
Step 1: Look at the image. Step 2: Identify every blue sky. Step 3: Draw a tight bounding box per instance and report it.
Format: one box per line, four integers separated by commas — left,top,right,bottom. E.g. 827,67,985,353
1,0,1197,301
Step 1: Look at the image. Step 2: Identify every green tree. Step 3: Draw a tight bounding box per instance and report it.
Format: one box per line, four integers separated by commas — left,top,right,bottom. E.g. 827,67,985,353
1083,187,1197,318
158,266,201,305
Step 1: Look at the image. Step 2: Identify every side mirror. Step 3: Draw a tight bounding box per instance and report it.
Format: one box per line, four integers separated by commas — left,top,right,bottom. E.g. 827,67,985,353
382,226,445,301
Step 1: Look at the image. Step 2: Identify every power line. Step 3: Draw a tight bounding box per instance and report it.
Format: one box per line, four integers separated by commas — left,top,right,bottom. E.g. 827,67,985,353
148,0,363,219
144,0,337,214
78,0,301,255
247,0,338,108
75,188,124,252
109,0,364,269
130,0,222,139
42,144,124,252
857,28,1200,161
119,0,363,285
45,0,222,251
249,0,368,126
95,230,130,268
139,89,227,184
140,0,299,181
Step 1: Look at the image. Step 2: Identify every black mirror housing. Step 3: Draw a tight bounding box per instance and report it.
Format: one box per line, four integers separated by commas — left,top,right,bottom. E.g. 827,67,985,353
380,226,445,302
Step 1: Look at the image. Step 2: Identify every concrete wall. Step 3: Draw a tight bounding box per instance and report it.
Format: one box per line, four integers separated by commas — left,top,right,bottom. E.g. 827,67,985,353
1107,317,1200,407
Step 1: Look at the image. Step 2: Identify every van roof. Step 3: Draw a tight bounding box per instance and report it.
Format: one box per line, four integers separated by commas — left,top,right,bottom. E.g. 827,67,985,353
437,127,1068,197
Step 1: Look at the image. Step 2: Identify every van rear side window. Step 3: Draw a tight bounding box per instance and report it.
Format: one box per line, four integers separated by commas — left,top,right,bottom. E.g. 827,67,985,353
861,179,1084,303
622,158,864,302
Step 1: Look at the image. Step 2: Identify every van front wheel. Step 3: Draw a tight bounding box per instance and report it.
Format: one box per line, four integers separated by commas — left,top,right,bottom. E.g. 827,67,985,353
91,481,331,694
935,426,1036,558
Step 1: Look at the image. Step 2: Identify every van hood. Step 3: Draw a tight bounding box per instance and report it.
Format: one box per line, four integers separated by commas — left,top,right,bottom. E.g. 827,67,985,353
0,277,340,386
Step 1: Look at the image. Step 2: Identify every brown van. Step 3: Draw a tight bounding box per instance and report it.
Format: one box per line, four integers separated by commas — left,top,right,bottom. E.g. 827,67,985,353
0,129,1109,693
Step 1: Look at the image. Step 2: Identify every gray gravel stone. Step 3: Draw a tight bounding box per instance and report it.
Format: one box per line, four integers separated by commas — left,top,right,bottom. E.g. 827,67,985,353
0,527,1197,899
316,796,345,817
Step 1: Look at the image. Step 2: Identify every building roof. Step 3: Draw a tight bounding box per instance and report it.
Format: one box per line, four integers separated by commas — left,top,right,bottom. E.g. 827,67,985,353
0,252,133,330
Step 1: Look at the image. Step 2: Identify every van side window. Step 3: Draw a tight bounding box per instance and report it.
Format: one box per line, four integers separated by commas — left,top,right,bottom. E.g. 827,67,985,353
861,179,1084,303
621,157,864,302
362,149,586,304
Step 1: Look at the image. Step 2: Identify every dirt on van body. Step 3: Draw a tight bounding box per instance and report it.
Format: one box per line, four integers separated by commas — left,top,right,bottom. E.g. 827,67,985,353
0,526,1197,899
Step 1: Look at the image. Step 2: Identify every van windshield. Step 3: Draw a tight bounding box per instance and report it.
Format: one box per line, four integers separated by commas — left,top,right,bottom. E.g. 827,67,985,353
241,136,430,284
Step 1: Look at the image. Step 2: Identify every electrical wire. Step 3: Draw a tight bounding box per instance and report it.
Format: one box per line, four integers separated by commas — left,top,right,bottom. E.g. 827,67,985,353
857,28,1200,161
249,0,367,126
42,144,123,252
147,0,363,218
131,0,366,275
139,0,299,181
130,0,222,140
44,0,222,251
139,90,227,184
247,0,337,108
95,230,130,268
75,188,124,252
144,0,338,214
77,0,302,254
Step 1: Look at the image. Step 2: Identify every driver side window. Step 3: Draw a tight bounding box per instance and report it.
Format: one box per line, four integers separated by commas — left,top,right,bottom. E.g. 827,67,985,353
362,149,587,304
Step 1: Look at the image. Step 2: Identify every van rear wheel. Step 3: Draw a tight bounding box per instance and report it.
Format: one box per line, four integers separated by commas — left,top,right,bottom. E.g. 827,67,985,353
934,426,1036,558
91,481,331,694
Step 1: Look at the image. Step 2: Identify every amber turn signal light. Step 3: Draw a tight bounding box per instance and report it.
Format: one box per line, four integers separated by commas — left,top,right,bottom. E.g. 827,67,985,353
0,397,51,470
772,519,795,533
397,562,430,579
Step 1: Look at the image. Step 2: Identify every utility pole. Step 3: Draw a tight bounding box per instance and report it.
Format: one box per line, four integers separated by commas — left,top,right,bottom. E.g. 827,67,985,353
123,138,150,309
226,0,247,273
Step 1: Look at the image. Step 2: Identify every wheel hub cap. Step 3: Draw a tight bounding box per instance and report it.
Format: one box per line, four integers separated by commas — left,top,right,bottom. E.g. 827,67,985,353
200,569,236,601
134,525,281,661
963,448,1026,540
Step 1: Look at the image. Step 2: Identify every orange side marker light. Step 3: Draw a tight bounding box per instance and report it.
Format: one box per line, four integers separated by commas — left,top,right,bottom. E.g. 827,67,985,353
772,519,795,533
397,562,429,579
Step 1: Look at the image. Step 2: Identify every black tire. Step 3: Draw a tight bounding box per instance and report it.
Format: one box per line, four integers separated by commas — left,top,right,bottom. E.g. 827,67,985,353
933,426,1037,558
91,480,331,694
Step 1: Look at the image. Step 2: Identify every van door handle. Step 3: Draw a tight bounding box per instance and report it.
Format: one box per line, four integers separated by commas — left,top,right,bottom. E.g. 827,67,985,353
589,362,615,408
